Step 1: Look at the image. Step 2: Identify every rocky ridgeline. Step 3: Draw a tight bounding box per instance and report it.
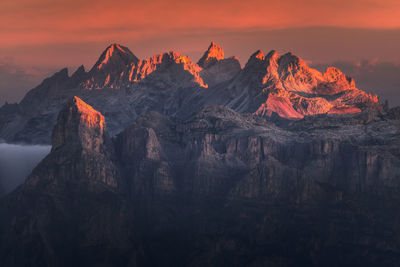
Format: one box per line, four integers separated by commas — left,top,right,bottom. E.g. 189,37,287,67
1,97,399,266
0,42,381,144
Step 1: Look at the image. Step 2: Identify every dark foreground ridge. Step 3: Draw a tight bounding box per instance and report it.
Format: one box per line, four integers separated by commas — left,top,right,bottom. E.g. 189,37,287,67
1,97,400,267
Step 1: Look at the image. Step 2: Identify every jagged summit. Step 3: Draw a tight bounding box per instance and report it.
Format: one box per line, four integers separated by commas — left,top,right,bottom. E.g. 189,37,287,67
240,49,363,95
197,42,241,86
72,65,85,75
124,51,207,88
278,52,306,68
243,50,280,75
92,43,139,71
251,50,265,61
70,65,86,82
0,42,383,144
83,44,139,89
228,48,380,118
197,41,225,68
82,48,208,89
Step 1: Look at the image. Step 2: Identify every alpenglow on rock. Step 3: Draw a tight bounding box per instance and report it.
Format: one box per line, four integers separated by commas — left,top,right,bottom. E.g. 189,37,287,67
197,41,225,68
0,42,381,144
26,96,119,188
0,97,400,266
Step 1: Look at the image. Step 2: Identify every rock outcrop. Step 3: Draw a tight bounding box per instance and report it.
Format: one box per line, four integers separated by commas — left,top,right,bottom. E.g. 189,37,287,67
0,97,131,267
198,42,241,86
1,98,400,266
26,96,119,189
197,41,225,68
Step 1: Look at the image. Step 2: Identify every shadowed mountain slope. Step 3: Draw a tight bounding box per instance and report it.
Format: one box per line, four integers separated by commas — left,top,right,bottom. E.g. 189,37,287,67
0,97,399,266
0,42,381,145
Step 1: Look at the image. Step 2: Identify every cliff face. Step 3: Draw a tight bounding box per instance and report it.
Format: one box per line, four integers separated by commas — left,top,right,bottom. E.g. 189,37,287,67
0,98,132,267
1,97,400,266
116,105,400,200
26,96,119,189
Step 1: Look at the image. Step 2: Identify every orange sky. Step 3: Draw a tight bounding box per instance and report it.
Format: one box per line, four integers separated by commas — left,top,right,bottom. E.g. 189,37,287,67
1,0,400,47
1,0,400,66
1,0,400,106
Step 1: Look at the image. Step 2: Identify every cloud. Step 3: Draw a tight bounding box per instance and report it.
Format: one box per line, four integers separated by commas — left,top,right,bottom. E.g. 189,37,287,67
313,60,400,107
0,143,50,196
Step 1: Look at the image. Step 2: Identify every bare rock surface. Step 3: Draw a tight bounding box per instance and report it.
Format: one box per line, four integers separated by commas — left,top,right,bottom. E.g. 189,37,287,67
0,98,400,266
0,42,381,144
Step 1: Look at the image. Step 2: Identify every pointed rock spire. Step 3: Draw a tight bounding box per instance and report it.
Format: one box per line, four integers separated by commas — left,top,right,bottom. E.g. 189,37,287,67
252,50,265,61
85,44,139,89
197,41,225,68
238,50,281,88
244,50,267,69
27,96,120,188
245,50,280,68
92,43,139,72
127,51,208,88
70,65,86,83
72,65,85,77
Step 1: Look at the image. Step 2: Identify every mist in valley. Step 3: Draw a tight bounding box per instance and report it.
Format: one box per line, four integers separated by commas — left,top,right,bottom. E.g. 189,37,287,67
0,143,51,196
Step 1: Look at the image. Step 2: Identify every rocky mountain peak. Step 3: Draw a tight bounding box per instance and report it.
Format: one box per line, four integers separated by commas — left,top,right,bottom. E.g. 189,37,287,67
249,50,265,62
266,50,280,60
277,52,310,74
83,44,139,89
70,65,87,82
244,50,279,71
72,65,85,76
127,51,207,88
228,49,381,118
92,43,139,71
197,41,225,68
57,67,69,78
25,96,119,188
323,67,356,87
237,50,281,88
0,43,384,146
51,96,105,151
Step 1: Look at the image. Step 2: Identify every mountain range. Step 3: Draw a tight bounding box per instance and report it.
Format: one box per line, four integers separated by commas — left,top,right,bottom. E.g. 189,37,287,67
0,42,381,144
0,42,399,267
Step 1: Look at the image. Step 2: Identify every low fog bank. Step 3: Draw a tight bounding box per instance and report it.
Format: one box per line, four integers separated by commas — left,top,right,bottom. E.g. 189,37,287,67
0,143,51,196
